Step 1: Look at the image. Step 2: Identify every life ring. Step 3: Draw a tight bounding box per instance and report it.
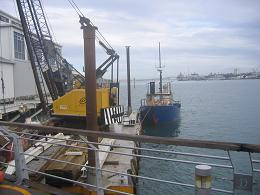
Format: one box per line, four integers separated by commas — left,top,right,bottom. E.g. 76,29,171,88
0,184,31,195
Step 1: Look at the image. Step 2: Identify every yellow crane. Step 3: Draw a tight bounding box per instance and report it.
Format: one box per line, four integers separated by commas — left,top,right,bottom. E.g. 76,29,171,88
16,0,123,128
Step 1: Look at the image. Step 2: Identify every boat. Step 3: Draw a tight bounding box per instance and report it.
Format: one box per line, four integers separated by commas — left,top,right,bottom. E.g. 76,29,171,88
139,43,181,127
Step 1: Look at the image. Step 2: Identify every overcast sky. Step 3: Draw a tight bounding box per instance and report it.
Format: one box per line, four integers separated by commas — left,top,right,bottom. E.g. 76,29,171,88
2,0,260,79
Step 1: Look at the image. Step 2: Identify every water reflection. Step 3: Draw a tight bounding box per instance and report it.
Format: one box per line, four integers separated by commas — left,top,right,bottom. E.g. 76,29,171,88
142,119,181,137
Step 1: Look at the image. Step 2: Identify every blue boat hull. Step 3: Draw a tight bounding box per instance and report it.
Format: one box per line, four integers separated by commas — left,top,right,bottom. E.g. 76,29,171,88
139,103,181,127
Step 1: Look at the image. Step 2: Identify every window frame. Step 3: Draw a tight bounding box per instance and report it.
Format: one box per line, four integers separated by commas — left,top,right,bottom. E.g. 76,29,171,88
14,31,25,60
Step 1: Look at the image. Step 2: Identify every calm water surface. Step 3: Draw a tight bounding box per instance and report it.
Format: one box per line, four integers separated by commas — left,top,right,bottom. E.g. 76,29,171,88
120,80,260,194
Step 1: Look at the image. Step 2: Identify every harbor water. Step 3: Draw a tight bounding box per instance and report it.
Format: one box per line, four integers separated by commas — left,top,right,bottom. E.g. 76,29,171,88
120,79,260,194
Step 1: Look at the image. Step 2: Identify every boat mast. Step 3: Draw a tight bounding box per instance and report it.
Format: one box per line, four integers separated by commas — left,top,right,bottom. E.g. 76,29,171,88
158,42,163,94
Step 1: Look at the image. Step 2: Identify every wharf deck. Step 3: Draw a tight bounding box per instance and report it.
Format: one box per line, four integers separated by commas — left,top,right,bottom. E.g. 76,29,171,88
0,98,52,115
102,123,137,188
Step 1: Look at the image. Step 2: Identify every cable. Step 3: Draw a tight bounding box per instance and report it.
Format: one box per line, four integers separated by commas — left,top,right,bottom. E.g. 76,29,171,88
66,0,114,51
70,0,84,16
67,0,81,17
96,29,114,50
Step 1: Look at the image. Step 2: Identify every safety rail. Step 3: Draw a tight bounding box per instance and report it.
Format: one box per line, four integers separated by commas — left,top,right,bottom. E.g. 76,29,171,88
0,121,260,195
140,98,181,107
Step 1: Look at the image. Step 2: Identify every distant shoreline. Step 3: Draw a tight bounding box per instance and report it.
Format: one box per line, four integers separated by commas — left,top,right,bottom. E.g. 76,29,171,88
119,77,260,82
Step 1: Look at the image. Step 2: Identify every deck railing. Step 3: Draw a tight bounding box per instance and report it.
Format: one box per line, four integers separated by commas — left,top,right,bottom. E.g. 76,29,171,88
0,121,260,195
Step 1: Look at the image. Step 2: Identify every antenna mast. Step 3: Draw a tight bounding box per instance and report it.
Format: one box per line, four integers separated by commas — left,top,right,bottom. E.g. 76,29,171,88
158,42,163,94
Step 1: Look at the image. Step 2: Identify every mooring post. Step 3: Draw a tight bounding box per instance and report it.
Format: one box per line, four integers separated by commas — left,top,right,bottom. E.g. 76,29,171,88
81,16,99,187
116,57,120,105
126,46,132,115
195,165,212,195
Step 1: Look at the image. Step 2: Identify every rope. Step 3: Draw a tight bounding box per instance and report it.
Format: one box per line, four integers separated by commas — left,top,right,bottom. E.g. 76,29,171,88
136,106,153,134
140,106,152,124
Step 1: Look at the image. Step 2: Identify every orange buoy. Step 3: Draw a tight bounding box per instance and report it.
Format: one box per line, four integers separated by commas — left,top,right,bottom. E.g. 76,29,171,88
0,171,4,182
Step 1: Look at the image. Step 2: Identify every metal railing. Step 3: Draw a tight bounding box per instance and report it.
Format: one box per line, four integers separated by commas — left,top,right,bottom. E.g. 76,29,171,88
0,121,260,195
140,97,181,107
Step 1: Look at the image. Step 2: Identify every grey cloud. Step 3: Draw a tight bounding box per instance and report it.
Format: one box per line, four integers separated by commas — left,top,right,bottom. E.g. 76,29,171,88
1,0,260,78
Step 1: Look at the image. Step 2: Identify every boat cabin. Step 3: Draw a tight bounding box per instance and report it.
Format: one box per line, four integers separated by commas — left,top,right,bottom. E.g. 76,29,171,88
141,82,176,106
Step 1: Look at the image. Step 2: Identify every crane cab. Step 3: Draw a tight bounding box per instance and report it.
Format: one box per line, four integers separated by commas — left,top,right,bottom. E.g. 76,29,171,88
51,85,123,127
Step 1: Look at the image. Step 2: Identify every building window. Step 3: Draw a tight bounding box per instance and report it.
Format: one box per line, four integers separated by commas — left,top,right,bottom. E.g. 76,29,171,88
0,15,9,23
14,31,25,60
11,20,22,27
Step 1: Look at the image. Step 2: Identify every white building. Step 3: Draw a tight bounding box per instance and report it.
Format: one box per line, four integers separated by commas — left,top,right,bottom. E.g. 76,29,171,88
0,9,64,103
0,10,37,100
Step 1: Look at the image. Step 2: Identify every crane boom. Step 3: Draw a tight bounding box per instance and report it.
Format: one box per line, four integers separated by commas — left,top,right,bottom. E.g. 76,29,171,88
16,0,61,100
96,40,119,79
16,1,120,114
16,0,50,113
16,0,85,113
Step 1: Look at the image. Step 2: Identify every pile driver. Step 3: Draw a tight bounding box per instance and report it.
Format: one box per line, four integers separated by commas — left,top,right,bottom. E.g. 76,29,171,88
16,0,123,128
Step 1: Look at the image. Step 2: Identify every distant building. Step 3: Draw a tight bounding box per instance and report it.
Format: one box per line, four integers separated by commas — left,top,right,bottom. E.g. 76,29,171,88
0,10,62,101
177,72,205,81
189,73,202,80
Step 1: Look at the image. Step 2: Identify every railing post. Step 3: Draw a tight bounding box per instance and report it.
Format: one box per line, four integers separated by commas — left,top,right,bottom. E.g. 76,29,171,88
195,165,212,195
13,134,29,184
0,126,29,184
94,146,104,195
88,143,104,195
